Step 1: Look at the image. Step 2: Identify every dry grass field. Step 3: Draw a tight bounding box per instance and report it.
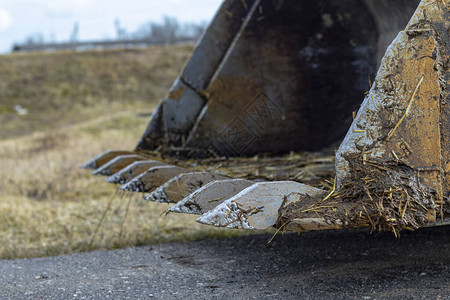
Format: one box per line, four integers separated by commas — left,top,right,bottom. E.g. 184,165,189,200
0,46,247,259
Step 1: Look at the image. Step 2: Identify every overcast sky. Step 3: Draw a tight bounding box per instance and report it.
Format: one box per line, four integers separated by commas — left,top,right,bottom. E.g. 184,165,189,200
0,0,223,53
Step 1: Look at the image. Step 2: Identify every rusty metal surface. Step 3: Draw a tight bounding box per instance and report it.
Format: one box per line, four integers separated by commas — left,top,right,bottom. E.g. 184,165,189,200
268,0,450,233
145,172,228,203
136,0,257,150
185,0,418,157
169,179,255,215
105,160,168,184
92,154,147,176
431,0,450,211
136,0,419,158
336,0,449,210
121,166,186,193
81,150,133,169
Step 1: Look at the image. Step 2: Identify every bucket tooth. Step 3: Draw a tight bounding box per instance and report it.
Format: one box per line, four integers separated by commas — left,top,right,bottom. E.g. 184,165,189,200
196,181,326,230
169,179,255,215
120,166,186,193
105,160,167,184
92,154,147,176
145,172,229,203
81,150,133,169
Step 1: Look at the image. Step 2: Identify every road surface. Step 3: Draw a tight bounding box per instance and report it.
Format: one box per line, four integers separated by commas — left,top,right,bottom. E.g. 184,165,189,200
1,226,449,299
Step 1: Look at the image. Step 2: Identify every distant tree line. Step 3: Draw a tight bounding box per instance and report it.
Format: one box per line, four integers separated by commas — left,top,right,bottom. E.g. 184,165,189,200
12,16,207,52
117,16,206,42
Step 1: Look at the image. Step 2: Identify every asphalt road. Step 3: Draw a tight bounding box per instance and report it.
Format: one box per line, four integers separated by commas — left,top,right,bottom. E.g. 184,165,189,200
1,226,449,300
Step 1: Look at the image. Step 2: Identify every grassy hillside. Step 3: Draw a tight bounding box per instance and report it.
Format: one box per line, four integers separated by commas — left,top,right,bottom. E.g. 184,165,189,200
0,46,250,259
0,46,190,139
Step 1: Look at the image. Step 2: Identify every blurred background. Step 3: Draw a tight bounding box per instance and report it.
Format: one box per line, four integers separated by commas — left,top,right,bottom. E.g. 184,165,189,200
0,0,221,53
0,0,250,260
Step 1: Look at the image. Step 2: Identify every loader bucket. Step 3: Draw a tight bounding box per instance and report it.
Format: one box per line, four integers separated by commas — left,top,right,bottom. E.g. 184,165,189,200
83,0,449,235
199,0,450,234
136,0,420,157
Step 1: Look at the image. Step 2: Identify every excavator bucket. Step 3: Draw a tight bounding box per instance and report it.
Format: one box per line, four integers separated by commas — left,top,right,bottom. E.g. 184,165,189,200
83,0,449,235
135,0,423,157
